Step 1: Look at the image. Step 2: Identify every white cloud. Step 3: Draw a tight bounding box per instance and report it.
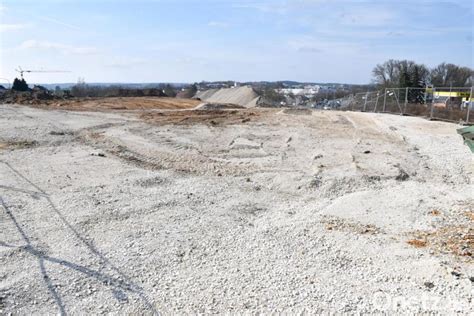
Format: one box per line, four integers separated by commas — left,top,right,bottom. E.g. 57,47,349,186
0,23,30,32
208,21,229,28
19,40,98,55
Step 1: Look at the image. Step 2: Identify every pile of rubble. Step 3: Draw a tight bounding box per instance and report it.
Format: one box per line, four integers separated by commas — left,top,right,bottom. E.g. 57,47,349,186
194,86,261,108
0,85,63,105
0,86,168,105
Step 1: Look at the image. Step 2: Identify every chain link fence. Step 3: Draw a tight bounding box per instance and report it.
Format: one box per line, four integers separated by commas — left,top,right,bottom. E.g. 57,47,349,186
337,87,473,124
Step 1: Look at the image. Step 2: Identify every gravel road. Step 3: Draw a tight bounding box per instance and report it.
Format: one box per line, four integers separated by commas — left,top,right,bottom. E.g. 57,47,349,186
0,103,472,314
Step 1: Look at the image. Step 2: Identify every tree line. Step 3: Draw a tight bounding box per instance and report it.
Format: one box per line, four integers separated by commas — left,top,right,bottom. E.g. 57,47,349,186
373,60,473,88
69,80,198,98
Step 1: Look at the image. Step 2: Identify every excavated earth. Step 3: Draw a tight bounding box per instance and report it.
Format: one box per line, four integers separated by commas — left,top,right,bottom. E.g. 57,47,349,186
0,100,473,314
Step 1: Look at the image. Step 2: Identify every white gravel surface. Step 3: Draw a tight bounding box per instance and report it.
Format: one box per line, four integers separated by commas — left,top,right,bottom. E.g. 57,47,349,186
0,104,472,314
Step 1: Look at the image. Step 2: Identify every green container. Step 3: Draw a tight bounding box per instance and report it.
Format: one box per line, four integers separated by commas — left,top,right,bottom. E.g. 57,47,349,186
457,126,474,153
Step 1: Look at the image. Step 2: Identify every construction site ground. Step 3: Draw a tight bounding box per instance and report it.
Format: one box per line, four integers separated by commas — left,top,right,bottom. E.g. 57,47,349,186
20,97,201,111
0,98,473,314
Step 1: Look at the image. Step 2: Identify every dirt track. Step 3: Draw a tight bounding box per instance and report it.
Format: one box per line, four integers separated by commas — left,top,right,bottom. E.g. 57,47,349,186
0,103,473,314
140,108,265,126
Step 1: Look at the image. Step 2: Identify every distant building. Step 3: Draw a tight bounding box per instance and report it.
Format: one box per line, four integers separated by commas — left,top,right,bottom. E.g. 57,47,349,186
277,85,320,98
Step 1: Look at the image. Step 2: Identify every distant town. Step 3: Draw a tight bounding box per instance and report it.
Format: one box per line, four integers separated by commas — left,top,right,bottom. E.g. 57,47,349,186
2,80,372,109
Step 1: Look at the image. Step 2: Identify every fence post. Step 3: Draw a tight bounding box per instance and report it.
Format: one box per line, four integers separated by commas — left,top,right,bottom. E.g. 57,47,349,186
397,89,400,110
394,89,403,115
374,91,380,112
382,88,387,112
404,87,408,115
363,91,368,112
430,87,435,120
467,86,473,123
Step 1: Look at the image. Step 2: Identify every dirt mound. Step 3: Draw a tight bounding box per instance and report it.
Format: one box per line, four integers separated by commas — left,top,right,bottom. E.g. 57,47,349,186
281,108,312,115
194,89,219,100
5,96,200,111
195,103,245,110
65,97,200,111
0,86,59,105
194,86,260,108
140,109,264,125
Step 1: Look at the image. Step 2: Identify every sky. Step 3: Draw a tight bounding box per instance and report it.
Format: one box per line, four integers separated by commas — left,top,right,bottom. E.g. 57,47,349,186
0,0,472,84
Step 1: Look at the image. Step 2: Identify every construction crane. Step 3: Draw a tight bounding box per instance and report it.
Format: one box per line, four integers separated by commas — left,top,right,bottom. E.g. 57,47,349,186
15,66,70,80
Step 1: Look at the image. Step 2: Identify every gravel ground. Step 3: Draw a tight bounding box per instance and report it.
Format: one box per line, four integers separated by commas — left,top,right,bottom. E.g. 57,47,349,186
0,103,473,314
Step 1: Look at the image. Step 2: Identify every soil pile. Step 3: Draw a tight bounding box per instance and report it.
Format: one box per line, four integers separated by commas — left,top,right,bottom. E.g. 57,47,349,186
194,86,260,108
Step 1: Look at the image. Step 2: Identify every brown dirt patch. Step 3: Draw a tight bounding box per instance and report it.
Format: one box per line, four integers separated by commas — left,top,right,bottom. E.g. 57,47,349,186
417,226,474,259
322,216,382,235
409,225,473,259
465,211,474,221
139,108,270,126
282,108,312,115
27,97,201,111
0,140,38,150
407,239,427,248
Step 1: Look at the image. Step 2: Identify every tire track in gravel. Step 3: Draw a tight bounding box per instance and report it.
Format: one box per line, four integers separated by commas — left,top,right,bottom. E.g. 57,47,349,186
76,125,260,176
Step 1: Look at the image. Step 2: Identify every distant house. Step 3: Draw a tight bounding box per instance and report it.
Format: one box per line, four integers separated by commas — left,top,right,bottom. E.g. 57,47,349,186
278,85,320,98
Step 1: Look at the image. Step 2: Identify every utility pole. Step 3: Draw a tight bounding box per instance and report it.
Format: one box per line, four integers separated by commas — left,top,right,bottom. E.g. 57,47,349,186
382,88,387,112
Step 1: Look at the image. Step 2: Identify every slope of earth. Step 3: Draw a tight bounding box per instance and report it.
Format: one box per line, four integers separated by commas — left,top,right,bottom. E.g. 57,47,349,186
194,86,260,108
22,97,201,111
0,104,472,314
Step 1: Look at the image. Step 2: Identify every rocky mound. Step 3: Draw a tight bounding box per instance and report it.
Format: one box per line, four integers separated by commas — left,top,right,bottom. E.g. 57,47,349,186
195,103,245,110
194,86,260,108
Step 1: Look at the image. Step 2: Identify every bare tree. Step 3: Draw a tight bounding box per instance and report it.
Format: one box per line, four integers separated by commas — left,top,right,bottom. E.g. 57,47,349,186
430,63,473,87
372,59,462,88
372,59,401,87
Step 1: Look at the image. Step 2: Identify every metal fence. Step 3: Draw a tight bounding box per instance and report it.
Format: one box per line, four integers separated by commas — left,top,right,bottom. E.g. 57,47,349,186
337,86,473,124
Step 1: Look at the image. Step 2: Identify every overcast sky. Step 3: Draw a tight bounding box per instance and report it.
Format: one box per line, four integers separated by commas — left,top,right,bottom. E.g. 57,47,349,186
0,0,472,84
